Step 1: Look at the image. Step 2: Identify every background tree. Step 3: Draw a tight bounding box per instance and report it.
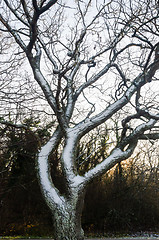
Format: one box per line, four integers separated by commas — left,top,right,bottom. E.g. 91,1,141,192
0,1,159,239
83,140,159,236
0,119,54,236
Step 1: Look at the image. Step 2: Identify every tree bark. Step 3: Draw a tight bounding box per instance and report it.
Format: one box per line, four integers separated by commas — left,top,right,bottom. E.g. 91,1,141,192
53,208,84,240
52,191,85,240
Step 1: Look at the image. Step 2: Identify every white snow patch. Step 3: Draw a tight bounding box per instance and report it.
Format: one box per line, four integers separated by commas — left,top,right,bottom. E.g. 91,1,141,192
71,175,85,187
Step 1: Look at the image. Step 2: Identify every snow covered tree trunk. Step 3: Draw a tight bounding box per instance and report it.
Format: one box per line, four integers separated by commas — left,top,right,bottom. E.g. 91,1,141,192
37,131,86,240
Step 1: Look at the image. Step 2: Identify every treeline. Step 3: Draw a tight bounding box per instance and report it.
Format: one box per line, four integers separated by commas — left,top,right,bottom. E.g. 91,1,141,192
83,160,159,236
0,123,159,236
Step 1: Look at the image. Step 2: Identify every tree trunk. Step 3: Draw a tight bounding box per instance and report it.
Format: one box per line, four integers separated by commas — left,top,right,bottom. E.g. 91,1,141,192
53,207,84,240
53,195,85,240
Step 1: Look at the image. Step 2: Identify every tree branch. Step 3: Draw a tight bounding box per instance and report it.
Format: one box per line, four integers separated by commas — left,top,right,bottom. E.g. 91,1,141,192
119,119,157,150
83,144,136,184
39,0,58,14
139,133,159,140
74,63,112,100
0,119,29,130
37,127,65,208
38,36,59,72
4,0,29,26
74,73,145,137
20,0,32,24
0,14,27,51
83,118,157,184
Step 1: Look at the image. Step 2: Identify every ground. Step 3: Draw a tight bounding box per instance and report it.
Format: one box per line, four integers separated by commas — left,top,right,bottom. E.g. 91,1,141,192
1,238,159,240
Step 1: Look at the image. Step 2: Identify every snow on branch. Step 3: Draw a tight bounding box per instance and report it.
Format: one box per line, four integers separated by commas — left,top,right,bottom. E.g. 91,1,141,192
74,75,143,137
82,118,157,184
37,127,65,208
83,146,135,183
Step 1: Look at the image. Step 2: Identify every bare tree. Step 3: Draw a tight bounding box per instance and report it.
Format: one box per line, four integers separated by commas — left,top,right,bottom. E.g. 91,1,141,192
0,1,159,239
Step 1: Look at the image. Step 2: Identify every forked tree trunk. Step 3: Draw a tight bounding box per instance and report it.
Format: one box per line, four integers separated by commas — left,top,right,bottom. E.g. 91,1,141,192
37,131,87,240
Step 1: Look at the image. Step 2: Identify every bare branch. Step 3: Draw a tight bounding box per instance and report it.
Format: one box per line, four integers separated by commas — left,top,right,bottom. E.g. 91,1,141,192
20,0,32,24
0,14,27,51
39,0,58,14
4,0,29,26
139,133,159,140
74,63,112,100
0,119,29,130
